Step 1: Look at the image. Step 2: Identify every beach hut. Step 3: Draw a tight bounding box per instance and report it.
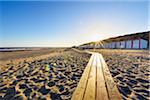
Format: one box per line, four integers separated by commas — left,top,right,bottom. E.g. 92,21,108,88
133,39,139,49
116,42,120,48
120,41,125,48
107,43,111,48
78,31,149,50
140,39,148,49
127,39,148,49
110,43,113,48
111,42,116,48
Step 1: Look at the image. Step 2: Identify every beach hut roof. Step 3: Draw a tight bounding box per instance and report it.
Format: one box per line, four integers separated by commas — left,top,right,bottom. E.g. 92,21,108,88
103,31,149,43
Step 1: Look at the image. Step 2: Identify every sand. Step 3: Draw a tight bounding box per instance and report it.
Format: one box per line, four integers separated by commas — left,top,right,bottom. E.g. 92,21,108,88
1,48,149,100
0,48,91,100
0,48,65,61
93,49,150,100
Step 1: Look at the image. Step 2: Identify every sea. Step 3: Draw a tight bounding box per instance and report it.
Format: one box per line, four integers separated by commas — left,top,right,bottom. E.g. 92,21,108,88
0,47,28,52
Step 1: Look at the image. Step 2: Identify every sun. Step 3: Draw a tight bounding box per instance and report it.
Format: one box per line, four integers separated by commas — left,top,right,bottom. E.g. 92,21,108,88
89,33,105,42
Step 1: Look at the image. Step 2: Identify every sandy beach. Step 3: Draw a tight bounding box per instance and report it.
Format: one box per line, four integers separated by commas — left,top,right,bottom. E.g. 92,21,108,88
0,48,91,100
92,49,150,100
0,48,149,100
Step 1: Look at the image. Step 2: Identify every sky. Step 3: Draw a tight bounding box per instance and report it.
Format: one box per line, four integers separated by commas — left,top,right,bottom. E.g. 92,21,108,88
0,0,149,47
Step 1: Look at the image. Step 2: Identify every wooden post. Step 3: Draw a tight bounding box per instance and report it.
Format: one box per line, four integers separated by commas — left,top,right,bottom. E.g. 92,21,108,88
120,42,121,48
115,42,116,49
131,39,133,49
125,41,126,49
148,32,150,50
139,38,141,49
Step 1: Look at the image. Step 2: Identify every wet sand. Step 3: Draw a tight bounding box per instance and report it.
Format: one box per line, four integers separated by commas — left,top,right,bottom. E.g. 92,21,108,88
93,49,150,100
0,48,65,62
0,48,91,100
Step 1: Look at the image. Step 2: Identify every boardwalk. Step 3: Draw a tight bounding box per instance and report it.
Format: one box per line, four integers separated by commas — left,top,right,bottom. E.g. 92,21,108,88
71,52,122,100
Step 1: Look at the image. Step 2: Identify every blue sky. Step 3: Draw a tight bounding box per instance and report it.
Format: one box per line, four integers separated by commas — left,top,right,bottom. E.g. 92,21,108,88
0,0,149,47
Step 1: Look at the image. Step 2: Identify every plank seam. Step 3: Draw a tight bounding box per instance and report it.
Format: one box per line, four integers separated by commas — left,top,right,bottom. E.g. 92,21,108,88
95,54,97,100
82,54,95,100
99,55,111,100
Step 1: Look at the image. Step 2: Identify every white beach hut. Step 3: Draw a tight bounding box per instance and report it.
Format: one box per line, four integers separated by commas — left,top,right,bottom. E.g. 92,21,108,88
108,43,111,48
116,42,121,48
140,39,148,49
120,41,125,48
111,42,116,48
126,40,131,49
133,39,139,49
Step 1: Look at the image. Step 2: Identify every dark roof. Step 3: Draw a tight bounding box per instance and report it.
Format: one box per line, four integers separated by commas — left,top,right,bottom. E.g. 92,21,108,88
103,31,149,43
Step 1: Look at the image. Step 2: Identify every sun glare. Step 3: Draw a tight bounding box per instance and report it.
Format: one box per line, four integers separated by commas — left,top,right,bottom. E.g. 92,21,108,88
90,33,105,42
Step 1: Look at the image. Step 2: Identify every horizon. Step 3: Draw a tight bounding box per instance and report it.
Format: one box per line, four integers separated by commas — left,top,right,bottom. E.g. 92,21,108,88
0,1,149,47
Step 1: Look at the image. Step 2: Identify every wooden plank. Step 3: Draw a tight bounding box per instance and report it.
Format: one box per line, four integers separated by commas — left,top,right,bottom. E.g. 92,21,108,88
96,53,109,100
71,54,95,100
83,54,97,100
100,54,122,100
72,52,122,100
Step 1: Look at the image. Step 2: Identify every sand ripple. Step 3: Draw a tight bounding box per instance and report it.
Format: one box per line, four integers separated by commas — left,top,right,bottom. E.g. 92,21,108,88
0,49,91,100
97,50,150,100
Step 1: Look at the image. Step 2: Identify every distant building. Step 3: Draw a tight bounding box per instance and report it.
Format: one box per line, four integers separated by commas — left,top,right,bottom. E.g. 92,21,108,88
79,31,149,50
